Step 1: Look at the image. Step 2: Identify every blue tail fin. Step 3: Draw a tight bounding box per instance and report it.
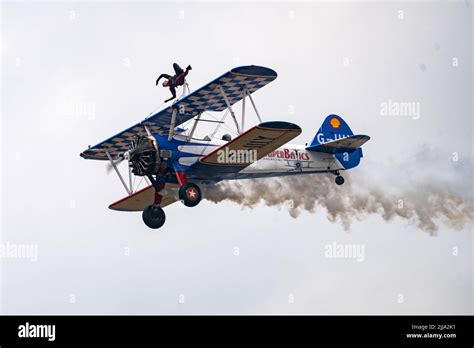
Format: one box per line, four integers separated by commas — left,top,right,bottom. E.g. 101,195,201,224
307,114,370,170
310,114,354,146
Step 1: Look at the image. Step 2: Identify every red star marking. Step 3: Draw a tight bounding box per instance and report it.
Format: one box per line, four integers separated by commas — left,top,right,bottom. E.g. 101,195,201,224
187,188,198,200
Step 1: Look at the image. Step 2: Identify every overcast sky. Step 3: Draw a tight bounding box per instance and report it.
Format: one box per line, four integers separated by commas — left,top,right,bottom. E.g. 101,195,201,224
0,0,472,314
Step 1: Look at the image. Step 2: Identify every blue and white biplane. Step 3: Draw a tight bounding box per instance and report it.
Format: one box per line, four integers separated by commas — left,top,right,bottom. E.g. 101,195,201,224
81,65,370,229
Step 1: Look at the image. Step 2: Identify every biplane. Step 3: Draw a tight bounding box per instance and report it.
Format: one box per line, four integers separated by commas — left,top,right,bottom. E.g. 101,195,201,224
80,65,370,229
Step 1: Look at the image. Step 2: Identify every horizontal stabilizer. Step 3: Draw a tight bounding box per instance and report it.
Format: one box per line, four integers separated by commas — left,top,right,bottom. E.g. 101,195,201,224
306,134,370,154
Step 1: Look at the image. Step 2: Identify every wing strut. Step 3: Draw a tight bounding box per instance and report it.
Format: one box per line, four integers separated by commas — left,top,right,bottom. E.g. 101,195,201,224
241,91,246,131
105,150,131,195
144,124,152,136
180,80,191,97
218,85,241,134
168,108,178,141
244,87,262,123
186,111,203,141
128,160,133,194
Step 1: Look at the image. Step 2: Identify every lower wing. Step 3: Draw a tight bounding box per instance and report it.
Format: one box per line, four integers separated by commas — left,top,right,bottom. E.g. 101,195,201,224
109,183,179,211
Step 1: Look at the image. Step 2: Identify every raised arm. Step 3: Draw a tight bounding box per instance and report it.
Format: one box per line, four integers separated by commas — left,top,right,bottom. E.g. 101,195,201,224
156,73,171,85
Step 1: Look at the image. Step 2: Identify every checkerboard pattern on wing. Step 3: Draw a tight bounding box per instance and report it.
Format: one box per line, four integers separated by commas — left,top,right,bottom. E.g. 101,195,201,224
178,73,276,113
80,66,277,161
81,123,166,160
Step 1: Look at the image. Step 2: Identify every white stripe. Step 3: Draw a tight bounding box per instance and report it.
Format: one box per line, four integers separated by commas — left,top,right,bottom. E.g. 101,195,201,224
177,145,217,155
178,156,200,166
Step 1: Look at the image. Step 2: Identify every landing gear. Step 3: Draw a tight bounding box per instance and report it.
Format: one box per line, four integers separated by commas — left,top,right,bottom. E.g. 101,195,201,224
142,204,166,229
335,175,344,186
179,182,202,207
333,170,344,186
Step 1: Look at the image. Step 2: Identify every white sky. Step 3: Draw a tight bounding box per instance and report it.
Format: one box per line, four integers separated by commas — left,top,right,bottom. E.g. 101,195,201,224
0,0,472,314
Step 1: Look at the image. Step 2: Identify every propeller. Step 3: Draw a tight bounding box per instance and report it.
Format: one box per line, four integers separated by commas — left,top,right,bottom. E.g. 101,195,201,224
106,135,159,176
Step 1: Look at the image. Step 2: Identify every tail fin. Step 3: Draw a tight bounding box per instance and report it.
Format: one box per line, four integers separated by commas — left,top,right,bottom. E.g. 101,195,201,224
306,114,370,169
309,114,354,147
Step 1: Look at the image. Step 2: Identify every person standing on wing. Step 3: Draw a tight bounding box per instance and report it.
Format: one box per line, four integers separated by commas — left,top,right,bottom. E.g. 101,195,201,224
156,63,192,103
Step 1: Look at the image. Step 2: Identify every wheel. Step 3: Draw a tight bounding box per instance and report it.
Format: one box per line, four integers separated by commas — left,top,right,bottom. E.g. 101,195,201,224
335,175,345,186
142,204,166,229
179,182,202,207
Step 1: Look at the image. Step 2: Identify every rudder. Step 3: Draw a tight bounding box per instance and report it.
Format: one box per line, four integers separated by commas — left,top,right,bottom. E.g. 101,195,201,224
310,114,354,146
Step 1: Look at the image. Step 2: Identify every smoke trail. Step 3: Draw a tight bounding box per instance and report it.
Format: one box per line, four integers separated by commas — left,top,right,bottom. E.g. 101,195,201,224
203,150,473,235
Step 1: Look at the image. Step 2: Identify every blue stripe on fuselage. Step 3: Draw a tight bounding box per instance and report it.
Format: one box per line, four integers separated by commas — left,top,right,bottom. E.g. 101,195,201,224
154,134,216,172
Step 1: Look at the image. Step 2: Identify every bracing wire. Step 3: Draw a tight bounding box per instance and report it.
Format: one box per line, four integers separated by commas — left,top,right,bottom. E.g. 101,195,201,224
209,109,238,139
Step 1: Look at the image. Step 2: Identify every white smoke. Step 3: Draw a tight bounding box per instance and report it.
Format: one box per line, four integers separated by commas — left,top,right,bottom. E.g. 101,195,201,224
203,147,473,235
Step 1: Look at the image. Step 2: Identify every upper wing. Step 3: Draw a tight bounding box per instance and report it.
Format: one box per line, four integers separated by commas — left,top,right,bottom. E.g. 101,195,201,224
152,65,277,116
80,65,277,160
188,121,301,178
109,183,179,212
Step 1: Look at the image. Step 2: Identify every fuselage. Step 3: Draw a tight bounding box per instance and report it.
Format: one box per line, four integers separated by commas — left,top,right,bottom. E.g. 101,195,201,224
159,134,346,182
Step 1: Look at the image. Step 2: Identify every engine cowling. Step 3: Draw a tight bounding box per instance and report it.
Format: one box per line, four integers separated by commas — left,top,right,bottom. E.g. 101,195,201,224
128,135,162,176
